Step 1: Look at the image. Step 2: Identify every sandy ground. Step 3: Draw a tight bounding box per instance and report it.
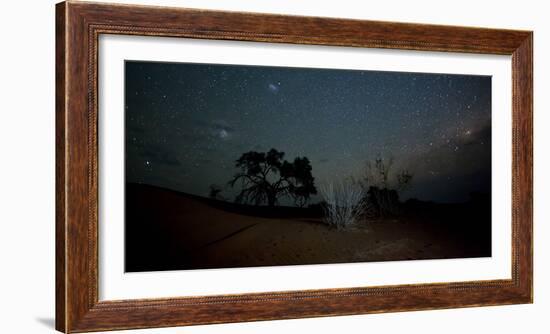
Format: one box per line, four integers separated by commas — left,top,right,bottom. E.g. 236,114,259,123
189,214,470,268
126,184,490,272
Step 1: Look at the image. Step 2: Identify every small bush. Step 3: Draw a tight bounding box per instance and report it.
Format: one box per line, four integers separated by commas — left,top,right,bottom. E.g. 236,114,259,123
320,181,366,229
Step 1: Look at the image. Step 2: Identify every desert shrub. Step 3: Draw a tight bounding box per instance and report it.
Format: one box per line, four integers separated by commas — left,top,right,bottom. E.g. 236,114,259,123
320,180,366,229
365,186,400,217
208,184,224,200
358,155,413,217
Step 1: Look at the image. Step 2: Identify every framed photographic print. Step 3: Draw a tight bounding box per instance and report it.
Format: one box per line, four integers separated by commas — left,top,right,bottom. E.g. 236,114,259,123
56,1,532,332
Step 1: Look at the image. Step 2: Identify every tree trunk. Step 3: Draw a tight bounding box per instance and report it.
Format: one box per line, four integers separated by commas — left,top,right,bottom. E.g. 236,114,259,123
267,192,277,207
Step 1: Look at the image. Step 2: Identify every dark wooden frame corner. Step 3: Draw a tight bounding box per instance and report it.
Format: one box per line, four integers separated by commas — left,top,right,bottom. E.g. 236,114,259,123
56,1,533,332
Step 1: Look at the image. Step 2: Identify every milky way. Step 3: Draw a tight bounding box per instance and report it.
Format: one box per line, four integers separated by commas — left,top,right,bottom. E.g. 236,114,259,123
125,61,491,203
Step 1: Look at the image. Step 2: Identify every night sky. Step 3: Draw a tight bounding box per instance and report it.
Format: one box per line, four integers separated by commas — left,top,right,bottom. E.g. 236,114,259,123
125,61,491,204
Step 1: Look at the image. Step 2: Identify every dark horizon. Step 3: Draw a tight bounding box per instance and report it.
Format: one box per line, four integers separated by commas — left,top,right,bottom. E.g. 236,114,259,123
125,61,491,205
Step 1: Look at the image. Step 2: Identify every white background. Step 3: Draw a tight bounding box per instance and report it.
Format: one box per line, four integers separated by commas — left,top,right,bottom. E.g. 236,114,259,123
0,0,546,333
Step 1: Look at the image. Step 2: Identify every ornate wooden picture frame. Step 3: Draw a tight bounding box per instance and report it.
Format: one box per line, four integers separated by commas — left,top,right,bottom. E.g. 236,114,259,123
56,1,532,332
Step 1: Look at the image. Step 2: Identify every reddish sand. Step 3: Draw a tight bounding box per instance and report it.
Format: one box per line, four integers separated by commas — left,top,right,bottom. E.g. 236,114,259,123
125,184,490,272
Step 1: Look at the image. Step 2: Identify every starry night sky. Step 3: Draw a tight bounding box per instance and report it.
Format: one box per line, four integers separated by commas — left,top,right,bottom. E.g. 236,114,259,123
125,61,491,204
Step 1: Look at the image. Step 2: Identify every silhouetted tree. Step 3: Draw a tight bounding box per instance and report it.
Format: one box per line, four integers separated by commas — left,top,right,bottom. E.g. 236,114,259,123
228,148,317,207
358,154,413,217
208,184,224,200
396,170,413,191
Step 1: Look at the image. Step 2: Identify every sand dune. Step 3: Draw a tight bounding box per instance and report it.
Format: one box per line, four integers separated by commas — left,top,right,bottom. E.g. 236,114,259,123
125,183,490,272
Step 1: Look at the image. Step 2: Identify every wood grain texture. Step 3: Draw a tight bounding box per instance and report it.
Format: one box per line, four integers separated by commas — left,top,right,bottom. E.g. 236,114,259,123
55,1,533,332
55,2,67,332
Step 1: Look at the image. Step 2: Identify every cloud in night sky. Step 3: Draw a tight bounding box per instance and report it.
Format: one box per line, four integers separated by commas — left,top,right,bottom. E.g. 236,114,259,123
403,120,491,202
125,61,491,203
268,82,280,93
191,118,235,141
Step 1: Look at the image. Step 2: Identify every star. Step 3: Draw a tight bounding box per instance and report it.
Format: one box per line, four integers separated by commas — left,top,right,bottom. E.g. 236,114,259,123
125,60,491,204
